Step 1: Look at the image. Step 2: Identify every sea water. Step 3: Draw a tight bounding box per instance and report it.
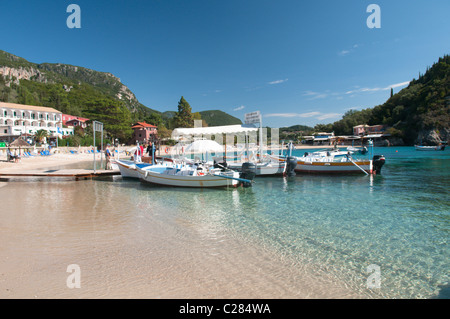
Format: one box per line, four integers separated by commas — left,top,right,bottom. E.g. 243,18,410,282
0,146,448,298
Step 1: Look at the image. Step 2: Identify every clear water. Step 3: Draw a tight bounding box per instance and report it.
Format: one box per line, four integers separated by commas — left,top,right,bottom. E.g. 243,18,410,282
156,147,450,298
1,146,448,298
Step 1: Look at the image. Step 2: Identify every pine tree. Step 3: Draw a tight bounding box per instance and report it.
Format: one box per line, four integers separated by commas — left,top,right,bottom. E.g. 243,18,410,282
174,96,194,128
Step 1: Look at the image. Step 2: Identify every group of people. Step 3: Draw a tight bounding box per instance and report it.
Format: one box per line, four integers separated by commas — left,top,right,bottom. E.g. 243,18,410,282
103,142,156,170
131,142,154,163
6,148,20,163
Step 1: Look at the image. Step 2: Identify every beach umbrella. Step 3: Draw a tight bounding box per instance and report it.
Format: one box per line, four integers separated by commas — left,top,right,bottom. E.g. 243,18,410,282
184,140,223,153
10,138,30,147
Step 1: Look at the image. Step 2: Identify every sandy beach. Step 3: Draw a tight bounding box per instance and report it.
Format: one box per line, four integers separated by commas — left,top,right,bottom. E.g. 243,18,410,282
0,151,99,173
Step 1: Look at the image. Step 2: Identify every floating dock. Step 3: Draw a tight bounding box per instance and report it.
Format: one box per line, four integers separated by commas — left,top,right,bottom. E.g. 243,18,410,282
0,169,120,181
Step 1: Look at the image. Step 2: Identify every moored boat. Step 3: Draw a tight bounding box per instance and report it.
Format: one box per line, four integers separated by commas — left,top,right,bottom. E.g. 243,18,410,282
136,163,255,188
414,144,445,151
294,148,385,175
226,158,286,176
116,159,152,179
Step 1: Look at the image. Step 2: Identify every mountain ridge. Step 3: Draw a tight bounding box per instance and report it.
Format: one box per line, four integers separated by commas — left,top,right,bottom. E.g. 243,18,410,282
0,50,243,132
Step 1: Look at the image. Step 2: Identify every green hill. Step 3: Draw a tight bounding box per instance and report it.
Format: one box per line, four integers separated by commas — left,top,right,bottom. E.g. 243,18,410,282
0,50,160,116
199,110,242,126
323,55,450,145
0,50,243,140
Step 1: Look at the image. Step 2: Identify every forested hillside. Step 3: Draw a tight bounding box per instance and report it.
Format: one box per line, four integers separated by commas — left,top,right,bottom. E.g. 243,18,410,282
318,55,450,145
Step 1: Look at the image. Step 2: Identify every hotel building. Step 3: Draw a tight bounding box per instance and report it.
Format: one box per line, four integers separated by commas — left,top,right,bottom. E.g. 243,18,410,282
0,102,74,142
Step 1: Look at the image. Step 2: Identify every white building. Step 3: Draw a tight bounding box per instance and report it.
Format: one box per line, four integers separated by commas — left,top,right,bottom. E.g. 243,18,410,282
0,102,74,141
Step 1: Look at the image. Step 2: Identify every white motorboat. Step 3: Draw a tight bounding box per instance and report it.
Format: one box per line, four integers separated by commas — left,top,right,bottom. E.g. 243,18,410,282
136,163,255,188
226,156,286,176
347,146,368,154
414,145,445,151
116,159,152,179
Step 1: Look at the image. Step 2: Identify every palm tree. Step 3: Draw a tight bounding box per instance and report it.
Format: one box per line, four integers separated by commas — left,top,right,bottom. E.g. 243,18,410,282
34,129,49,144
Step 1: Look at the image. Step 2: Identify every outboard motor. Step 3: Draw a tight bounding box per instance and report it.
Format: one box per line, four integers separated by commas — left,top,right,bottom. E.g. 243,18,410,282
372,155,385,174
240,162,257,187
285,156,297,176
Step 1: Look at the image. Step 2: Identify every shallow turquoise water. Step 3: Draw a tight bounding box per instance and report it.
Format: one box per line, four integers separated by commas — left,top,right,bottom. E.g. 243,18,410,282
134,146,449,298
4,146,448,298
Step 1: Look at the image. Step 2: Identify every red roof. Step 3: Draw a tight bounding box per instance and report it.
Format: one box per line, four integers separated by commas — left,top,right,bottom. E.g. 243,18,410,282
66,118,88,123
132,122,157,129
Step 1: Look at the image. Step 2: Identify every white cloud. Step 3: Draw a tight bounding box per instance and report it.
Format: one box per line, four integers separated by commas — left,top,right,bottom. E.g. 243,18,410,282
268,78,288,85
316,113,342,121
338,50,350,56
303,91,318,96
233,105,245,111
265,111,340,120
345,81,410,94
302,90,328,100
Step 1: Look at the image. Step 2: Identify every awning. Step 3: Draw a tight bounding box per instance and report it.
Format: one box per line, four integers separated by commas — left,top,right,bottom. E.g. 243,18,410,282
171,125,258,140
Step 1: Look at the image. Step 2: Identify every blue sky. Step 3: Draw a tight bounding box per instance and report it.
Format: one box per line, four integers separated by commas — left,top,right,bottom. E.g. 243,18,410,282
1,0,449,128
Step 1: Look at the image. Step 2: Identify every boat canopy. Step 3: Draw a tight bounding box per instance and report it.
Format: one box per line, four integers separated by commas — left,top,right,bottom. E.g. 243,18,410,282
171,125,259,140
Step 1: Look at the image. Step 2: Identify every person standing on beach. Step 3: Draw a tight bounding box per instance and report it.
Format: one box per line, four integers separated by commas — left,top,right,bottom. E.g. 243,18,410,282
105,144,112,170
134,143,143,162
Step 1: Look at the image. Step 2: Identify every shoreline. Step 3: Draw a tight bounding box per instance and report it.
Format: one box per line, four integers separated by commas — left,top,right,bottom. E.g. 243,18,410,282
0,144,398,172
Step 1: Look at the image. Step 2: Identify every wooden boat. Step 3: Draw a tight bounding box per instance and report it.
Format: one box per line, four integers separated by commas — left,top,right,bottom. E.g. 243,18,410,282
414,145,445,151
294,149,385,175
136,163,255,188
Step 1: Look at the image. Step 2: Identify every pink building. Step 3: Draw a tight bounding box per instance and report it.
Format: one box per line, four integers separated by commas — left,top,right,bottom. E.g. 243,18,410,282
131,122,158,144
353,124,386,136
65,118,89,129
62,114,90,127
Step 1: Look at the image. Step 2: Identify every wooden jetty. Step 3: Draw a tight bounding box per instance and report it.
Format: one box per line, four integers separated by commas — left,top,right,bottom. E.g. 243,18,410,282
0,169,120,181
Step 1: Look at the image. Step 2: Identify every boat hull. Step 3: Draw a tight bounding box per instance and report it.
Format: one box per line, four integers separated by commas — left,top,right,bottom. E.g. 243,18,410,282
137,167,240,188
295,160,372,174
116,160,150,179
414,145,445,151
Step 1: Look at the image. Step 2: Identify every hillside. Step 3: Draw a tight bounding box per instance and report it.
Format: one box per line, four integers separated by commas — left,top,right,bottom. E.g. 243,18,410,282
199,110,242,126
0,50,160,117
0,50,244,140
316,55,450,145
370,55,449,144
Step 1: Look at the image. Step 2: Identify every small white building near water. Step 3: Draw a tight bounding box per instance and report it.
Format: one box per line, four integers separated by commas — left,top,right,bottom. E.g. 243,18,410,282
0,102,74,143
